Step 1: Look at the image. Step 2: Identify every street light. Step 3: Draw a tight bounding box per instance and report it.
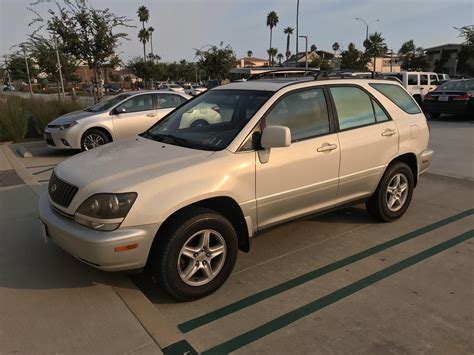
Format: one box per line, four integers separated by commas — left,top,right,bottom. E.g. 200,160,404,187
295,0,300,67
355,17,379,41
298,35,308,70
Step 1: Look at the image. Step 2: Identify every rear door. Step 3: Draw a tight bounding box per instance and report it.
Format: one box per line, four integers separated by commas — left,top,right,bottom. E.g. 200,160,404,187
111,94,156,140
328,85,399,205
419,74,430,98
429,74,439,92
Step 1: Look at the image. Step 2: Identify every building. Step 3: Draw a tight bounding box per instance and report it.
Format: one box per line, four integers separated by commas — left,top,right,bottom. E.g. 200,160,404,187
366,54,402,73
236,57,269,68
424,43,465,76
282,50,338,68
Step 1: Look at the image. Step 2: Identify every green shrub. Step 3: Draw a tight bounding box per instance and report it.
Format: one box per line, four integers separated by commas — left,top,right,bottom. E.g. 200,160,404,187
28,99,85,135
0,96,29,142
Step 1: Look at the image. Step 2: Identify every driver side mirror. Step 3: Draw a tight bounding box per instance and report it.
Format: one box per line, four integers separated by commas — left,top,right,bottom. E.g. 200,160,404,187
261,126,291,149
113,107,127,115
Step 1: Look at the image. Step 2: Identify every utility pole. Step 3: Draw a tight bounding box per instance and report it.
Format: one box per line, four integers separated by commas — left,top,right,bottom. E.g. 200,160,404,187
295,0,300,67
389,49,394,72
22,47,33,98
299,35,308,70
53,36,65,100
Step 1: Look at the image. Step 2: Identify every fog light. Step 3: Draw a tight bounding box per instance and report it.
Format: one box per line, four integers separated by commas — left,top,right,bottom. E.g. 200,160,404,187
61,139,70,146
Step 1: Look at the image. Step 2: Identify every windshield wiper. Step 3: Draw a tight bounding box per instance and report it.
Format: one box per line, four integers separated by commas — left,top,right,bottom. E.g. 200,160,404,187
140,132,217,151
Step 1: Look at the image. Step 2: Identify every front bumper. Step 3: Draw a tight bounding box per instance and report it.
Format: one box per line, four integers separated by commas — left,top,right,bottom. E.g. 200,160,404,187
43,127,81,149
419,149,434,176
38,192,160,271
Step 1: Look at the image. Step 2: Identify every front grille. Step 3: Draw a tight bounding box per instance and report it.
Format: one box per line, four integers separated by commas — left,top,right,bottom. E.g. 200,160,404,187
48,172,78,208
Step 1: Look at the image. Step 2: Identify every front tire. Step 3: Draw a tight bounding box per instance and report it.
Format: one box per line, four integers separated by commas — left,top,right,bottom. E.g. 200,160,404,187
149,207,238,301
366,162,414,222
81,129,110,151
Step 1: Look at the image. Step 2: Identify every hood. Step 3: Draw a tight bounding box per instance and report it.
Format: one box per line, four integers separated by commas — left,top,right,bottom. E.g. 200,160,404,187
55,137,214,191
49,110,99,125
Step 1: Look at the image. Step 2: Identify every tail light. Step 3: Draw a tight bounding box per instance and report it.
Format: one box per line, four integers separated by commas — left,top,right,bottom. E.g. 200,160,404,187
424,93,434,101
453,93,472,101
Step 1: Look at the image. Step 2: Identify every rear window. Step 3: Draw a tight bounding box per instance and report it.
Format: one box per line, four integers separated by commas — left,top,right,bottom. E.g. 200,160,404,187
438,80,474,91
370,84,421,114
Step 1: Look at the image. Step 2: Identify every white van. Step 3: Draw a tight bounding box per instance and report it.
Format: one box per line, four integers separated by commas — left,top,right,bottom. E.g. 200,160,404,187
382,71,439,104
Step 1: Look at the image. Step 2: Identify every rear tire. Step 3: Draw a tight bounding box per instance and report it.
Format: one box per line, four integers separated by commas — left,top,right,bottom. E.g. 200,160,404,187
366,162,414,222
148,207,238,301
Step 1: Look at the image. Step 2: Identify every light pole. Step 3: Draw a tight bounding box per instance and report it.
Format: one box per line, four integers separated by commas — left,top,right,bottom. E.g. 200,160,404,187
22,47,33,98
355,17,379,41
295,0,299,67
388,48,394,72
53,36,65,100
298,35,308,70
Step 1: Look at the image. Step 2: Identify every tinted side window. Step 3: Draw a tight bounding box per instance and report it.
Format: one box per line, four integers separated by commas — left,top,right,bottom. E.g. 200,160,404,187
408,74,418,85
420,74,428,85
370,83,421,114
117,94,153,113
372,99,389,122
429,74,438,85
265,88,330,142
329,86,376,130
157,94,183,109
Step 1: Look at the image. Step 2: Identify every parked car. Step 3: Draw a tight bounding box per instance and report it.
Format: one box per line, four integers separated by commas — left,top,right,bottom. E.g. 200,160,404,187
43,91,190,150
39,78,433,300
159,84,185,94
3,83,15,91
437,73,450,81
382,71,439,104
423,79,474,118
103,83,123,93
183,83,207,96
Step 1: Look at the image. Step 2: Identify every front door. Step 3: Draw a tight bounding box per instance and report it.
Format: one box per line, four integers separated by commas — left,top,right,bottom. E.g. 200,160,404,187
328,85,399,205
256,87,340,229
112,94,157,140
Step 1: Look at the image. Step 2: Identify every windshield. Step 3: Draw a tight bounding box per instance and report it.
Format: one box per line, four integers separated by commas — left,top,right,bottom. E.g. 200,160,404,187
85,93,131,112
144,89,272,151
438,80,474,91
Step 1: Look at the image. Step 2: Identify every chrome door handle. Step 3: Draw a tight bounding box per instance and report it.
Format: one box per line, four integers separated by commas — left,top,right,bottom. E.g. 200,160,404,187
381,129,397,137
146,113,157,117
317,143,337,152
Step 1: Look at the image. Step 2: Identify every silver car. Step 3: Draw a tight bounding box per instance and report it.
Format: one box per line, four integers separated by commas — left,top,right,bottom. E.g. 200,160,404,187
43,91,191,150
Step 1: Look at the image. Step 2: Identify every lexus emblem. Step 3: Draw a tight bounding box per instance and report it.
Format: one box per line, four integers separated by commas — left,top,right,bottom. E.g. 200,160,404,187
51,184,58,193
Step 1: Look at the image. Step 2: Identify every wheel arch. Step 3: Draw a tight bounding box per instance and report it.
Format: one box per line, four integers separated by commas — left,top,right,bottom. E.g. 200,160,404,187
389,152,418,186
149,196,251,262
81,126,113,146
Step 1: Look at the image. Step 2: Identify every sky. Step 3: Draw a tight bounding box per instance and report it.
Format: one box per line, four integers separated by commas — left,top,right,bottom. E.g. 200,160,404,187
0,0,473,64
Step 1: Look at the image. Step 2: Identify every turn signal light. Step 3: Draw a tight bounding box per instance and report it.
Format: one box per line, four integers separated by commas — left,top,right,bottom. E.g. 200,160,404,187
114,243,138,252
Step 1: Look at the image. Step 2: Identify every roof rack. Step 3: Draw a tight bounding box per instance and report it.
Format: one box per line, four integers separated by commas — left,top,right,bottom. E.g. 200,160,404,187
314,70,384,80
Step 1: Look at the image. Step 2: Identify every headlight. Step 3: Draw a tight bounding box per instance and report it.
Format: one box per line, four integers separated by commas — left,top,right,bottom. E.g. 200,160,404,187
74,193,137,231
59,121,78,130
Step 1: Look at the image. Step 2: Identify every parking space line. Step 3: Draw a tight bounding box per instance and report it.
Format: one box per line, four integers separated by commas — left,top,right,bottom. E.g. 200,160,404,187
178,208,474,333
25,164,56,169
32,167,55,175
201,229,474,355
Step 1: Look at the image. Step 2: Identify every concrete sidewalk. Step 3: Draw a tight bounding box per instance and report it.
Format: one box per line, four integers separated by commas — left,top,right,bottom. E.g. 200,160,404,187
0,144,163,354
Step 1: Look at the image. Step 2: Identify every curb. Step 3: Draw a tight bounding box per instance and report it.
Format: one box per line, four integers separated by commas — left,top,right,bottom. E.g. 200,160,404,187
16,145,34,158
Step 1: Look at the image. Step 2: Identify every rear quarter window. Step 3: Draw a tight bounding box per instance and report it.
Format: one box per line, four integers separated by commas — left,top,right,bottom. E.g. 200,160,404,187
370,84,421,114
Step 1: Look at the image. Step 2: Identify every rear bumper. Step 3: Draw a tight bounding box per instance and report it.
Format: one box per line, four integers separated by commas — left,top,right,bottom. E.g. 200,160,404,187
38,192,159,271
423,101,471,115
419,149,434,176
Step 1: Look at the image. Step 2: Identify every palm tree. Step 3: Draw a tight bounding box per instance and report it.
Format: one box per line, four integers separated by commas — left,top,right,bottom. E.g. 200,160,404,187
277,53,284,65
266,11,279,64
247,50,253,57
137,6,150,60
138,28,150,61
148,27,155,56
364,32,387,73
332,42,340,55
267,47,278,66
283,26,294,60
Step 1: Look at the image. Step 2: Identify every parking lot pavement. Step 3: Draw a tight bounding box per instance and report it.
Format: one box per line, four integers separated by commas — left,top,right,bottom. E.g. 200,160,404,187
1,115,473,354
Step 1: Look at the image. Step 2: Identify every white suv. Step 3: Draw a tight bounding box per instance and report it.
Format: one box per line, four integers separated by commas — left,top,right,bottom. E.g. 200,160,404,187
382,71,439,104
39,78,433,300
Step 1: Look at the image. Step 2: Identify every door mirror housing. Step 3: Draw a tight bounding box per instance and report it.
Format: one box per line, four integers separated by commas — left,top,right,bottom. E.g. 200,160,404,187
261,126,291,149
113,107,127,115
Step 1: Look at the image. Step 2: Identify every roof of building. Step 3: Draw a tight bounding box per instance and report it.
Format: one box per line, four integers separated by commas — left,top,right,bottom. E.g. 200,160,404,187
425,43,465,52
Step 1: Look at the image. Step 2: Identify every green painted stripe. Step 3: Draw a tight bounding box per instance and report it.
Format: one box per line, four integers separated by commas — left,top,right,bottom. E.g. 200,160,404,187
162,340,198,355
179,209,473,333
202,229,473,355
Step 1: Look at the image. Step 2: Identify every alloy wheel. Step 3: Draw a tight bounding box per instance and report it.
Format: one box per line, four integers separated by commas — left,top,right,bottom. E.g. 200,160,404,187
386,173,409,212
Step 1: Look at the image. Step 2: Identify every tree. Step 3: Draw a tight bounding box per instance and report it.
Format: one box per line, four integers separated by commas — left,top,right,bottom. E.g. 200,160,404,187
148,27,155,56
332,42,340,54
364,32,387,73
30,0,132,102
310,44,317,52
454,25,474,76
266,47,278,66
5,53,38,82
27,35,79,93
283,26,294,60
340,42,369,70
247,50,253,57
266,11,279,64
195,43,236,80
398,40,427,71
137,6,150,60
277,53,284,65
